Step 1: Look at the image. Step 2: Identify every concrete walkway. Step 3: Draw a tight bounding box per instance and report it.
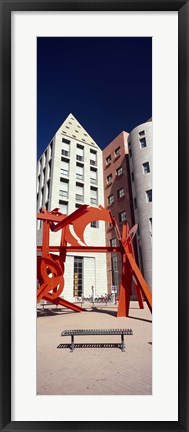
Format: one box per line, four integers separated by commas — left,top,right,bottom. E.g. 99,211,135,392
37,301,152,395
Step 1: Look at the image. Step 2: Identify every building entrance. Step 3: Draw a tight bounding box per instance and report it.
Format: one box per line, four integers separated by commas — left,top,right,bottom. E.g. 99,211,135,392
73,257,83,297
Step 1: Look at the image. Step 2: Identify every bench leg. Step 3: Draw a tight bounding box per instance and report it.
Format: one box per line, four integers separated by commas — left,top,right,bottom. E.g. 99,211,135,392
121,333,125,352
71,334,75,352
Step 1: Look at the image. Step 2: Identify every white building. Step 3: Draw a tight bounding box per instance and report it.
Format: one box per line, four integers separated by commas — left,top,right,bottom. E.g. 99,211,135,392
128,119,152,290
37,113,108,302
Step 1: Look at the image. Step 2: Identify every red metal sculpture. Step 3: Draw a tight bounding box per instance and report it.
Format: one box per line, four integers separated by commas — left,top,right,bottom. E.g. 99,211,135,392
37,204,152,317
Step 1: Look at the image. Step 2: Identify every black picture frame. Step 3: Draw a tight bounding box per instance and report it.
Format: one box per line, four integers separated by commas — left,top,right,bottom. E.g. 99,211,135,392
0,0,188,431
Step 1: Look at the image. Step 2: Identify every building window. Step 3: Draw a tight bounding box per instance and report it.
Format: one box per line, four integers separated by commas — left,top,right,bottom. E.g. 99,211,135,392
37,176,40,193
48,160,51,179
116,166,123,177
140,137,147,148
138,243,144,275
108,194,114,205
41,168,45,186
62,139,70,157
111,255,119,290
59,200,68,214
110,238,116,247
149,217,152,235
90,149,97,167
117,188,124,199
76,183,84,202
107,173,112,184
134,197,137,209
143,161,150,174
40,187,44,207
106,155,111,165
62,138,70,144
75,203,81,209
38,158,42,176
73,257,83,297
119,211,126,223
90,186,98,205
60,179,69,198
146,189,152,202
76,144,84,162
90,221,99,228
131,172,134,182
90,167,97,184
114,147,121,157
44,150,47,167
49,140,53,159
61,158,69,177
76,163,84,181
46,180,50,202
139,130,145,137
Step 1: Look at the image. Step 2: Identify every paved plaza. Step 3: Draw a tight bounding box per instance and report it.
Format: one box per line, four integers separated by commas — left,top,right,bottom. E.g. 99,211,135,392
37,301,152,395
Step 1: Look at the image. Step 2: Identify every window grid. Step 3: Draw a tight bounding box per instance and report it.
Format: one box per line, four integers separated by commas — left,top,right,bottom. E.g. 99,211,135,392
149,217,152,235
119,211,126,223
108,194,114,205
114,147,121,157
90,221,99,228
106,155,111,165
59,200,68,214
143,161,150,174
116,166,123,177
118,188,124,199
110,238,116,247
73,257,83,297
107,174,112,184
140,137,147,148
90,167,97,185
146,189,152,202
90,150,97,167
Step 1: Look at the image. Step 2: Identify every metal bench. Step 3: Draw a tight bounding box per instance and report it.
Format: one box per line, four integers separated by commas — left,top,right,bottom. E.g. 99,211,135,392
57,329,133,352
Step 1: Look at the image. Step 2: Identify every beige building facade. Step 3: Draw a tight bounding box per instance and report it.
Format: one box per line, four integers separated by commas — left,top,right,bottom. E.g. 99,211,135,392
37,113,108,302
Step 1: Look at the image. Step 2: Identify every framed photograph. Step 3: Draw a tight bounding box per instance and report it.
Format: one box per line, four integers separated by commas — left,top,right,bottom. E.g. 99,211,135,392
1,0,188,431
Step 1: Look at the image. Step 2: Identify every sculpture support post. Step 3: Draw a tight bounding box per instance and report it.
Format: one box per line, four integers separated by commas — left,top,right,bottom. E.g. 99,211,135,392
117,252,132,317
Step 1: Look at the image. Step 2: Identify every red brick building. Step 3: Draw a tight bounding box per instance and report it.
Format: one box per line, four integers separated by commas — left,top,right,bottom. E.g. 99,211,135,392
103,131,135,294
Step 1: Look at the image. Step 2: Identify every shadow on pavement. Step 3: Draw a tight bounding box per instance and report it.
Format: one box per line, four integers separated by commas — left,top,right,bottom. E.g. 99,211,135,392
90,307,152,322
90,306,117,317
128,315,152,323
37,308,76,318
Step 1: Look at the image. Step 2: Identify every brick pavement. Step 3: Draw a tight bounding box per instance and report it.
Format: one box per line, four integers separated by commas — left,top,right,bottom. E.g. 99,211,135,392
37,301,152,395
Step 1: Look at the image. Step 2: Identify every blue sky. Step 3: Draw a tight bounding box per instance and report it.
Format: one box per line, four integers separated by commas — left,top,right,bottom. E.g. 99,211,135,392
37,37,152,159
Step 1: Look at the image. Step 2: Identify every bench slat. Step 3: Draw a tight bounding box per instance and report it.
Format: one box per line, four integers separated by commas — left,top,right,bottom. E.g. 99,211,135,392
61,329,133,336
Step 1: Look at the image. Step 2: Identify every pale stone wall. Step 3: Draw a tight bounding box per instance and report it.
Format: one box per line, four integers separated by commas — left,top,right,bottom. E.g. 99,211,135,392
128,120,152,289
